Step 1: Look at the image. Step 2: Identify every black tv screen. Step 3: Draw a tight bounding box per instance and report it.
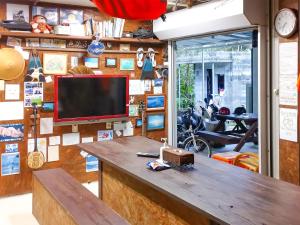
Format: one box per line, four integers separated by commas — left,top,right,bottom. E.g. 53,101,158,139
54,75,129,122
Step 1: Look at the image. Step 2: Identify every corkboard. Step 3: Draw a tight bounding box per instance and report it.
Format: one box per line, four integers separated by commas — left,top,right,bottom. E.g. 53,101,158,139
0,0,167,196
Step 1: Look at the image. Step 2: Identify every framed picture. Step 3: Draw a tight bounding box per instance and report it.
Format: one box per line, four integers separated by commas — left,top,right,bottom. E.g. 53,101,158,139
105,57,117,68
147,113,165,131
146,94,165,111
6,3,29,22
120,58,135,71
60,9,83,24
84,57,99,68
120,44,130,51
135,118,142,128
43,53,68,75
32,6,58,25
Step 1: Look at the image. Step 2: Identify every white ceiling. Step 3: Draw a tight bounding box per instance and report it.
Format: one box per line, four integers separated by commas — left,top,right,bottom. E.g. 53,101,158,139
39,0,95,7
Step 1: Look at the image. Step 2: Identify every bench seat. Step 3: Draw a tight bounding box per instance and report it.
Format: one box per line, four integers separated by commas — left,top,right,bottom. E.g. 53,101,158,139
197,130,241,145
32,168,129,225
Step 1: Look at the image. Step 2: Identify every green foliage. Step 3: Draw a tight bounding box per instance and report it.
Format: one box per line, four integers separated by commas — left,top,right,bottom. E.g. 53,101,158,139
176,64,195,110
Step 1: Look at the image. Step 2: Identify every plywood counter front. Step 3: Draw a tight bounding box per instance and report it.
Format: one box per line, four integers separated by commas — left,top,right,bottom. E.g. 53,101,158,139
78,136,300,225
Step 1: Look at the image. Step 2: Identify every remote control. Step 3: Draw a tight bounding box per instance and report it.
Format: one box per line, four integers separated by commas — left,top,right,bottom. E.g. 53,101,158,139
136,152,160,158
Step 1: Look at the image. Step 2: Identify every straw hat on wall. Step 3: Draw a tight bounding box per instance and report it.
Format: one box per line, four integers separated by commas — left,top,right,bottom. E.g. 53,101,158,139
0,48,25,80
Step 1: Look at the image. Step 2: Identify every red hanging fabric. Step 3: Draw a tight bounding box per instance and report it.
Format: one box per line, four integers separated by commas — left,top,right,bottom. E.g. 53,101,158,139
297,75,300,92
91,0,167,20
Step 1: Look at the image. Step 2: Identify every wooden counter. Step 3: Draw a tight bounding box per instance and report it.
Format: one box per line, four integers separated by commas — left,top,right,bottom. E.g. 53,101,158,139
78,136,300,225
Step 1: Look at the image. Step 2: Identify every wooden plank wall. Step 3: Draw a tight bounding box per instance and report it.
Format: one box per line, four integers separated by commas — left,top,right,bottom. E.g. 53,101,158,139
278,0,300,184
0,0,167,196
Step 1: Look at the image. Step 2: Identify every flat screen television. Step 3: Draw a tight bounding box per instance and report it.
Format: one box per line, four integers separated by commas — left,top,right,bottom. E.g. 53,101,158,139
54,75,129,123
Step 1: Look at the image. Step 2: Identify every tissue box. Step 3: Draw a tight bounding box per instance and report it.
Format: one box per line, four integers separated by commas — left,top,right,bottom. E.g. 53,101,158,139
163,148,194,166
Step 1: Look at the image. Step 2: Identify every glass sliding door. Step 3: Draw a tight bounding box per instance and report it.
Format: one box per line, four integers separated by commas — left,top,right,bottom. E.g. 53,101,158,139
174,30,260,164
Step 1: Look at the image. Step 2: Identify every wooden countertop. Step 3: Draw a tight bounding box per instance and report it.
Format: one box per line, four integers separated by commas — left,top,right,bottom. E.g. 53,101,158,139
78,136,300,225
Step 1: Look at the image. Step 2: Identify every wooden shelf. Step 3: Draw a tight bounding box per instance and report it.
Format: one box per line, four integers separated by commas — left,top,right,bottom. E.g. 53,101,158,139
0,31,165,45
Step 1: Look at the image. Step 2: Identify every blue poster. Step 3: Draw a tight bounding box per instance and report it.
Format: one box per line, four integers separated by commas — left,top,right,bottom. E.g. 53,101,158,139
0,124,24,142
5,143,18,153
1,152,20,176
86,155,99,172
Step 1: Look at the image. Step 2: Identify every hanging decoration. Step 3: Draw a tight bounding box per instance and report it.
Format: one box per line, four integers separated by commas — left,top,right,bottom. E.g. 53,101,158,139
91,0,167,20
87,35,105,56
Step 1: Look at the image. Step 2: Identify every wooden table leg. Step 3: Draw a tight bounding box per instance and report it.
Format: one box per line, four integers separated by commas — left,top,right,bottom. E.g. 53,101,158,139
233,121,258,152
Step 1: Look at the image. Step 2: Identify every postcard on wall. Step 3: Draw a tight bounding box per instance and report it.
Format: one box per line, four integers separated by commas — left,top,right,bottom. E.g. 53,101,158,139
86,155,99,172
129,105,139,117
144,80,152,92
153,86,163,94
28,138,48,161
40,117,53,135
48,145,59,162
280,108,298,142
6,3,29,22
49,136,61,146
123,121,134,137
153,79,164,87
43,53,68,75
24,82,43,107
0,102,24,121
25,38,40,47
1,152,20,176
62,133,80,146
82,137,94,143
6,37,22,47
32,6,58,26
0,124,24,142
129,80,144,95
97,130,113,142
5,143,18,153
5,84,20,100
279,74,298,106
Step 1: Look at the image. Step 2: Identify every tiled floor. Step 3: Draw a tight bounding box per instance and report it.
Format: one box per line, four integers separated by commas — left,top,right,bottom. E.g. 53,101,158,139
0,182,98,225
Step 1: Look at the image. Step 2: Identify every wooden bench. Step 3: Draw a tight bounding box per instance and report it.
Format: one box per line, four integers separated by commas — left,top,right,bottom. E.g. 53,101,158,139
197,130,241,145
32,168,129,225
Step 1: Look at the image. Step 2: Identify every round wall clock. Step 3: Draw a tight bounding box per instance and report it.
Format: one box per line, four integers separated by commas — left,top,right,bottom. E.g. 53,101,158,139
274,8,298,38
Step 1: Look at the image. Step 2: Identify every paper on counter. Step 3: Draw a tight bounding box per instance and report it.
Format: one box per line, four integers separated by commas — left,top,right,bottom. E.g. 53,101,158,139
49,136,60,146
28,138,47,161
0,101,24,121
123,121,134,137
5,84,20,100
62,133,80,146
48,145,59,162
40,117,53,135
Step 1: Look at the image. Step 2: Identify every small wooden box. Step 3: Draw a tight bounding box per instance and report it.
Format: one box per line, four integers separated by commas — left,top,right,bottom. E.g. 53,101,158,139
163,148,194,166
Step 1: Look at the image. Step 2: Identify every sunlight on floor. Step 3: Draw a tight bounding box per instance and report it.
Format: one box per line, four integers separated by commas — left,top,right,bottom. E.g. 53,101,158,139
0,182,98,225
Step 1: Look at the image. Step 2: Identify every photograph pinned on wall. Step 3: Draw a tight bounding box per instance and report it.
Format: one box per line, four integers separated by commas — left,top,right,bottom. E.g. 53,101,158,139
71,56,79,68
43,53,68,75
146,94,165,111
120,58,135,71
119,44,130,51
60,9,83,24
0,124,24,142
135,118,143,128
144,80,152,92
41,102,54,112
84,57,99,68
6,3,29,22
153,79,164,87
32,6,58,25
105,57,117,68
86,154,99,172
147,113,165,131
6,37,22,47
97,130,113,142
24,82,43,107
129,105,139,117
1,152,20,176
25,38,40,47
5,143,18,153
5,84,20,100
